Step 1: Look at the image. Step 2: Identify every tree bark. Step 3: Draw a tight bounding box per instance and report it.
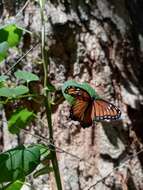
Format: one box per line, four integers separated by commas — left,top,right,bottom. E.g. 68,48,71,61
1,0,143,190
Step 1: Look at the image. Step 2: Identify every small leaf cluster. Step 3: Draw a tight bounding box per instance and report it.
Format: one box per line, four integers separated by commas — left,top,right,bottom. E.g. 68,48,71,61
0,70,53,189
0,24,54,190
0,144,52,189
0,24,23,62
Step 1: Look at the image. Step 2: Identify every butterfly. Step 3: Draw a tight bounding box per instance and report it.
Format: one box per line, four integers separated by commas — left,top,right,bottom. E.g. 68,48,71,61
64,86,121,128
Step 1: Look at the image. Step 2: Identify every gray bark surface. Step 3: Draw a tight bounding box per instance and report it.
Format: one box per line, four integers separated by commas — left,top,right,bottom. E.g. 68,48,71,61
1,0,143,190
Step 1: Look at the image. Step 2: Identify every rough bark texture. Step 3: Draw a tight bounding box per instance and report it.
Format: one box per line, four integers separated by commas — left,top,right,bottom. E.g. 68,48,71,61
1,0,143,190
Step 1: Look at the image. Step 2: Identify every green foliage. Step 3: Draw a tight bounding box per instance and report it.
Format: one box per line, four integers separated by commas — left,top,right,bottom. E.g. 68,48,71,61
37,144,50,155
33,145,53,178
62,80,99,105
36,144,52,162
33,166,53,178
46,83,56,92
0,75,9,82
0,85,29,98
0,75,8,88
3,180,24,190
8,108,35,134
0,4,62,188
0,24,23,47
0,145,41,183
38,0,46,9
0,41,9,62
0,24,23,62
14,70,40,83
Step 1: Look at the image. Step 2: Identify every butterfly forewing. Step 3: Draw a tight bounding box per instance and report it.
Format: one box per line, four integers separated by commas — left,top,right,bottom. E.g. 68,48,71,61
65,86,91,101
93,99,121,121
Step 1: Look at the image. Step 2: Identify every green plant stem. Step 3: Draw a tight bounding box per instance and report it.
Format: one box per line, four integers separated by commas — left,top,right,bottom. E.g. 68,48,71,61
41,8,47,89
45,97,63,190
40,2,62,190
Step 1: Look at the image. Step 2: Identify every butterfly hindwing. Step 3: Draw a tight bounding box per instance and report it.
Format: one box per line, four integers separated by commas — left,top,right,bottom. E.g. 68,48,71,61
70,99,92,127
81,103,93,127
92,99,121,121
65,86,93,127
70,99,88,120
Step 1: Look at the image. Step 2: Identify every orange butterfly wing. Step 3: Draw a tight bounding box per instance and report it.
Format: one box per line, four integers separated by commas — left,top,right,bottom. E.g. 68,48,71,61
92,99,121,121
70,99,93,127
65,87,121,127
65,87,93,127
65,86,91,101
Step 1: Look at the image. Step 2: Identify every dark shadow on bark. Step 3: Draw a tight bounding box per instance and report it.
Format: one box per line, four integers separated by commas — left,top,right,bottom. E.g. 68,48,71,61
102,120,125,147
126,0,143,35
100,149,127,166
0,1,3,17
127,169,138,190
127,105,143,142
99,11,143,97
137,150,143,174
125,0,143,89
127,105,143,169
91,124,96,146
99,34,143,97
48,22,79,80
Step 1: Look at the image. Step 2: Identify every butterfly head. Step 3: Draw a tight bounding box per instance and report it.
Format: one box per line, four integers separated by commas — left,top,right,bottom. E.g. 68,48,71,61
91,96,96,101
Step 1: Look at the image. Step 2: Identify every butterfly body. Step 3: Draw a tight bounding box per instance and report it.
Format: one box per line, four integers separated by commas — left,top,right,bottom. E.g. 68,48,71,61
65,86,121,128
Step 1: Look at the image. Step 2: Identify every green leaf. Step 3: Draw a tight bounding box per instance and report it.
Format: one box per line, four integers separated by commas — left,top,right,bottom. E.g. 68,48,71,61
46,83,56,92
0,75,8,88
8,108,34,134
0,75,9,82
0,41,9,62
0,85,29,98
4,180,24,190
0,24,23,47
35,144,51,159
14,70,40,83
0,145,41,183
38,0,45,9
0,82,4,88
33,166,53,178
36,144,49,155
62,80,99,105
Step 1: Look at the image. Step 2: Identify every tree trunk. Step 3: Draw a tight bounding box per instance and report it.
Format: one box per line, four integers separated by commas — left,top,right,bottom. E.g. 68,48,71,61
1,0,143,190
